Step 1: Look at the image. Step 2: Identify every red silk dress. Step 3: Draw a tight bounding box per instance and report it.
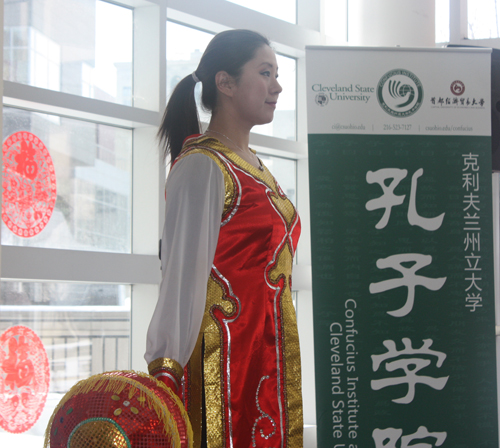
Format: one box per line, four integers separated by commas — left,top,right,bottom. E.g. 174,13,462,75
149,135,303,448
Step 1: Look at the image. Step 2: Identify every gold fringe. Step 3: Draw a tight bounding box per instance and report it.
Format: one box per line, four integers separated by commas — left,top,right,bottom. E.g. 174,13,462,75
43,370,193,448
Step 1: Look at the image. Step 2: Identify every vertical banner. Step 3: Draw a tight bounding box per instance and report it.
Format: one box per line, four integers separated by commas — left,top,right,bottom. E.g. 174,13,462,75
307,47,498,448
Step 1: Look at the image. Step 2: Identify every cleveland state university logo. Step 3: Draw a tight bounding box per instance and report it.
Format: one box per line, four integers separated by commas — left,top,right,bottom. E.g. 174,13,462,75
315,92,329,106
377,69,423,117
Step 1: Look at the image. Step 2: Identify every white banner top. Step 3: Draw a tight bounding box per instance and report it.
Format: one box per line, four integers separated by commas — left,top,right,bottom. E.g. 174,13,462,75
306,46,492,137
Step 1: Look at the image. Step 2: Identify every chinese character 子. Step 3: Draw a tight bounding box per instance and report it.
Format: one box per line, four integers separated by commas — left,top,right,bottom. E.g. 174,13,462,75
371,338,449,404
372,426,447,448
369,253,447,317
366,168,444,231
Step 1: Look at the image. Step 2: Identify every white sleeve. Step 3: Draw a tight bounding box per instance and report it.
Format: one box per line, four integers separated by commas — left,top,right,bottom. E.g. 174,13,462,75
145,153,224,367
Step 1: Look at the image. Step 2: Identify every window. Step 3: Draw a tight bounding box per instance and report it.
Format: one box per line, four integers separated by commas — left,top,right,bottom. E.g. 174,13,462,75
4,0,133,105
2,108,133,252
468,0,500,39
0,281,131,440
226,0,296,24
436,0,450,43
166,21,214,123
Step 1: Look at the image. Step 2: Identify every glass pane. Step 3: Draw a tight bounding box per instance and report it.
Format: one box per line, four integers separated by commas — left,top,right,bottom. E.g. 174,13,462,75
258,154,296,205
435,0,450,43
2,107,132,253
166,22,296,140
0,281,131,446
468,0,500,39
4,0,133,106
324,0,348,43
226,0,296,24
166,21,214,123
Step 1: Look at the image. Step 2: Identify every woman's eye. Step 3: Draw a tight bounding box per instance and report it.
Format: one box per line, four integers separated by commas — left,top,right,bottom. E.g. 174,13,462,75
261,71,271,77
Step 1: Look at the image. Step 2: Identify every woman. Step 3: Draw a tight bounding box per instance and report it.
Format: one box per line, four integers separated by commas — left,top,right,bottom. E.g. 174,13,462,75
145,29,303,448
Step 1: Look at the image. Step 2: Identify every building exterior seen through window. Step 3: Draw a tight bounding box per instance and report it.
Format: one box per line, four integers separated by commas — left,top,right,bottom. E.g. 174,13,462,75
0,281,131,442
2,108,133,253
226,0,296,24
468,0,500,39
4,0,133,105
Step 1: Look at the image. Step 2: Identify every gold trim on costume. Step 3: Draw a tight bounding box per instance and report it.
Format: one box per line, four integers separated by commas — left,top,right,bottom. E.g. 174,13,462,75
186,333,204,448
148,357,184,386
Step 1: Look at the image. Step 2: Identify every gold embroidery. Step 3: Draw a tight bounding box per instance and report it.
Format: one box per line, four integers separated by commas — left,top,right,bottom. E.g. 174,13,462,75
264,164,303,446
282,291,303,446
202,274,237,448
148,357,183,384
176,138,238,221
68,420,129,448
186,334,204,448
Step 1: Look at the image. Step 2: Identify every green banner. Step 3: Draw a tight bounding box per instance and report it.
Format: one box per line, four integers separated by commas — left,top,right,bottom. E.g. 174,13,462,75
309,133,497,447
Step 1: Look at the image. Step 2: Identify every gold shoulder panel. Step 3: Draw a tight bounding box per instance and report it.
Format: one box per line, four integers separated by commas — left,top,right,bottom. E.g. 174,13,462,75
177,137,239,222
148,357,183,383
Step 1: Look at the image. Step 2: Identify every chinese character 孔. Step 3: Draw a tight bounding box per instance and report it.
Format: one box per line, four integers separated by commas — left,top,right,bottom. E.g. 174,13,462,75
366,168,444,231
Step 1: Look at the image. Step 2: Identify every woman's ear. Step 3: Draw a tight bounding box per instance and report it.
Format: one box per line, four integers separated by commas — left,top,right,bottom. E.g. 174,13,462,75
215,71,235,97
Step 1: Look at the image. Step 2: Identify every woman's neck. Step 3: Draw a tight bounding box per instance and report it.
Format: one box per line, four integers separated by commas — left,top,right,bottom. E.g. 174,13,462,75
206,114,262,170
207,112,250,150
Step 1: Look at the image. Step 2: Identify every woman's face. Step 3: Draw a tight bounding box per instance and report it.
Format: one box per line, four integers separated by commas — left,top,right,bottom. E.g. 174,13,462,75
230,45,282,127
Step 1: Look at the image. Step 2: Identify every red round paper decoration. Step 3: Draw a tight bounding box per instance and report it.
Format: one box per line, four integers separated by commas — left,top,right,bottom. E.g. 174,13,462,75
0,325,50,433
2,131,57,238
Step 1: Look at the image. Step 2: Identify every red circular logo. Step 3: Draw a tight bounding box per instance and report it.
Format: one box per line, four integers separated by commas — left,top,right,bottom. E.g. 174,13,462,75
2,131,57,238
0,325,50,433
450,80,465,96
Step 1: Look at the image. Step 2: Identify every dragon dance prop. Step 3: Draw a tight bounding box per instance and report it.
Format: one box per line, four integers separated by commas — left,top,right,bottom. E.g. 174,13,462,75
44,370,192,448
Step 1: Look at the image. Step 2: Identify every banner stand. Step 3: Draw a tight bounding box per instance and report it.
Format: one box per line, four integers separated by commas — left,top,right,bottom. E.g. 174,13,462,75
306,46,498,448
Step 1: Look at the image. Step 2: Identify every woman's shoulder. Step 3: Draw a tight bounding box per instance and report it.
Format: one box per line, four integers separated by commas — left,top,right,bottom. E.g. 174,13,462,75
175,134,227,166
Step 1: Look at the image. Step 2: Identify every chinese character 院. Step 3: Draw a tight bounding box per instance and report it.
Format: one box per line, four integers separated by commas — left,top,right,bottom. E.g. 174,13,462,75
372,426,447,448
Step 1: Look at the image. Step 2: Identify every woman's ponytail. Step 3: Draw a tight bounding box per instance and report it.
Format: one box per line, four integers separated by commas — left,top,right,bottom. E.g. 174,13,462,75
158,30,270,163
158,73,200,162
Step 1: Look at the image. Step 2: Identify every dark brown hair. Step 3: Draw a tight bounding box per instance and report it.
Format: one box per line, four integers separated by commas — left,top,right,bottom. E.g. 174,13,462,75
158,29,270,162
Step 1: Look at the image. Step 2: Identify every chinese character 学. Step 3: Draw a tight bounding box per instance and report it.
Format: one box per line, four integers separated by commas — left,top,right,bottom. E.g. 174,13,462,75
371,338,449,404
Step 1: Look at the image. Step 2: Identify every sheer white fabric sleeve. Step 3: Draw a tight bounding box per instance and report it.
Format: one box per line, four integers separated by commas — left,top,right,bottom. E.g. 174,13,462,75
145,153,224,367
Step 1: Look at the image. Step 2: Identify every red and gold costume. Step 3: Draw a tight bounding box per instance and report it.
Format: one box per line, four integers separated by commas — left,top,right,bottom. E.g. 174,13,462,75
146,135,303,448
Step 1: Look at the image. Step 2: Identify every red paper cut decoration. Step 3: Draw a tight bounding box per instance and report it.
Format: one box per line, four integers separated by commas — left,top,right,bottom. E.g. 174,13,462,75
0,325,50,433
2,131,57,238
